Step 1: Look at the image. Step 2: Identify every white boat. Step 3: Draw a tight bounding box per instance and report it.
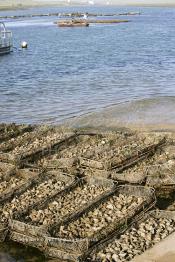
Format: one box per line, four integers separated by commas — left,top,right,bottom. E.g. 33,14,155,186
0,22,13,55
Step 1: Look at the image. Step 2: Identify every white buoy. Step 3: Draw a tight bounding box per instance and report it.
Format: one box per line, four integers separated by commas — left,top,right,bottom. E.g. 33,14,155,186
21,41,28,48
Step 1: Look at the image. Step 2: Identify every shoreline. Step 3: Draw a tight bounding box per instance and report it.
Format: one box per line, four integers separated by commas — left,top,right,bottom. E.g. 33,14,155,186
65,97,175,133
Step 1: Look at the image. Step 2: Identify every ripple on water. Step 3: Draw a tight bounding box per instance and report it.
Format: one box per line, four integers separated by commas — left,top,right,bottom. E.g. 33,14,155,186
0,6,175,124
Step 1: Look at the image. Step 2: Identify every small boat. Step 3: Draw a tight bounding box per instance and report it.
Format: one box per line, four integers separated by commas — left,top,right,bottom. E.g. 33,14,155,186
58,20,89,27
0,22,13,55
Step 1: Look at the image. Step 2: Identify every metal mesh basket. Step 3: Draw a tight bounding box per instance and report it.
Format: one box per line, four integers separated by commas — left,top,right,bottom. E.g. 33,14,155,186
83,168,110,179
43,185,155,259
9,175,114,253
0,168,41,204
41,157,78,171
9,176,114,249
45,176,116,230
8,172,76,248
0,126,50,154
0,124,34,143
9,219,49,237
0,226,8,242
0,168,43,242
44,247,80,262
80,138,166,172
0,128,77,167
0,162,16,181
111,171,146,184
35,132,104,170
9,230,45,249
83,209,175,262
146,164,175,187
9,171,75,219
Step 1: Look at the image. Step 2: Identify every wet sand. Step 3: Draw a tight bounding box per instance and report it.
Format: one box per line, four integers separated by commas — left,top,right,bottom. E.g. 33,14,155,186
66,97,175,133
158,253,175,262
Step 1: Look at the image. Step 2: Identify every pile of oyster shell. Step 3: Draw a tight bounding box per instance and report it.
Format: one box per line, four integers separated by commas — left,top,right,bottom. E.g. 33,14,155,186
68,133,128,159
58,194,144,239
11,131,69,156
152,144,175,164
0,178,66,223
38,133,163,171
0,126,46,153
91,217,175,262
0,177,22,194
91,134,163,161
112,143,175,184
0,162,16,181
0,126,71,156
0,124,30,138
26,184,107,227
37,133,113,166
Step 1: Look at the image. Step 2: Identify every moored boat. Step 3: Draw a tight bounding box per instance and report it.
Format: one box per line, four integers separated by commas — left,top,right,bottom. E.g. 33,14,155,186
58,20,89,27
0,22,13,55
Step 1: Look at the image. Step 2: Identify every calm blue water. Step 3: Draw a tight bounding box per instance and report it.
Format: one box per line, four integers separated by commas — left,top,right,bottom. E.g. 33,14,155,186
0,6,175,125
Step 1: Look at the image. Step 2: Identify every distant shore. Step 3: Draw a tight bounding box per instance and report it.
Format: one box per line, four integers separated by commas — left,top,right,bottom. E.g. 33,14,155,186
0,3,67,11
1,2,175,11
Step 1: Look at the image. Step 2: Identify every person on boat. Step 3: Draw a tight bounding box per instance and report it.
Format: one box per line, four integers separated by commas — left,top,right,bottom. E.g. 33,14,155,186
83,13,88,20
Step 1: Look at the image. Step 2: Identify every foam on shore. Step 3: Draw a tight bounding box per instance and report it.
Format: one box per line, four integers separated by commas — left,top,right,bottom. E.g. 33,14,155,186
66,97,175,132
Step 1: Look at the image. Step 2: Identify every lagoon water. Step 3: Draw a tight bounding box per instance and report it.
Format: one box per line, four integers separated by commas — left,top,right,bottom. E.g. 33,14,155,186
0,5,175,261
0,5,175,127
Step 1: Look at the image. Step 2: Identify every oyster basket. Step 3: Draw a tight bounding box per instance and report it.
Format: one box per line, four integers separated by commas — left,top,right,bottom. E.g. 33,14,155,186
0,133,78,167
0,168,42,204
36,131,138,172
9,223,48,249
0,123,7,133
0,126,53,154
83,168,110,179
20,133,78,165
20,176,115,224
0,168,43,242
112,161,175,187
146,164,175,196
34,132,101,171
8,172,76,247
49,177,117,226
111,171,146,184
8,176,115,250
0,124,34,143
0,162,16,182
0,225,8,242
41,157,78,171
80,138,166,172
82,209,175,262
43,185,155,261
46,176,116,227
9,171,75,219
